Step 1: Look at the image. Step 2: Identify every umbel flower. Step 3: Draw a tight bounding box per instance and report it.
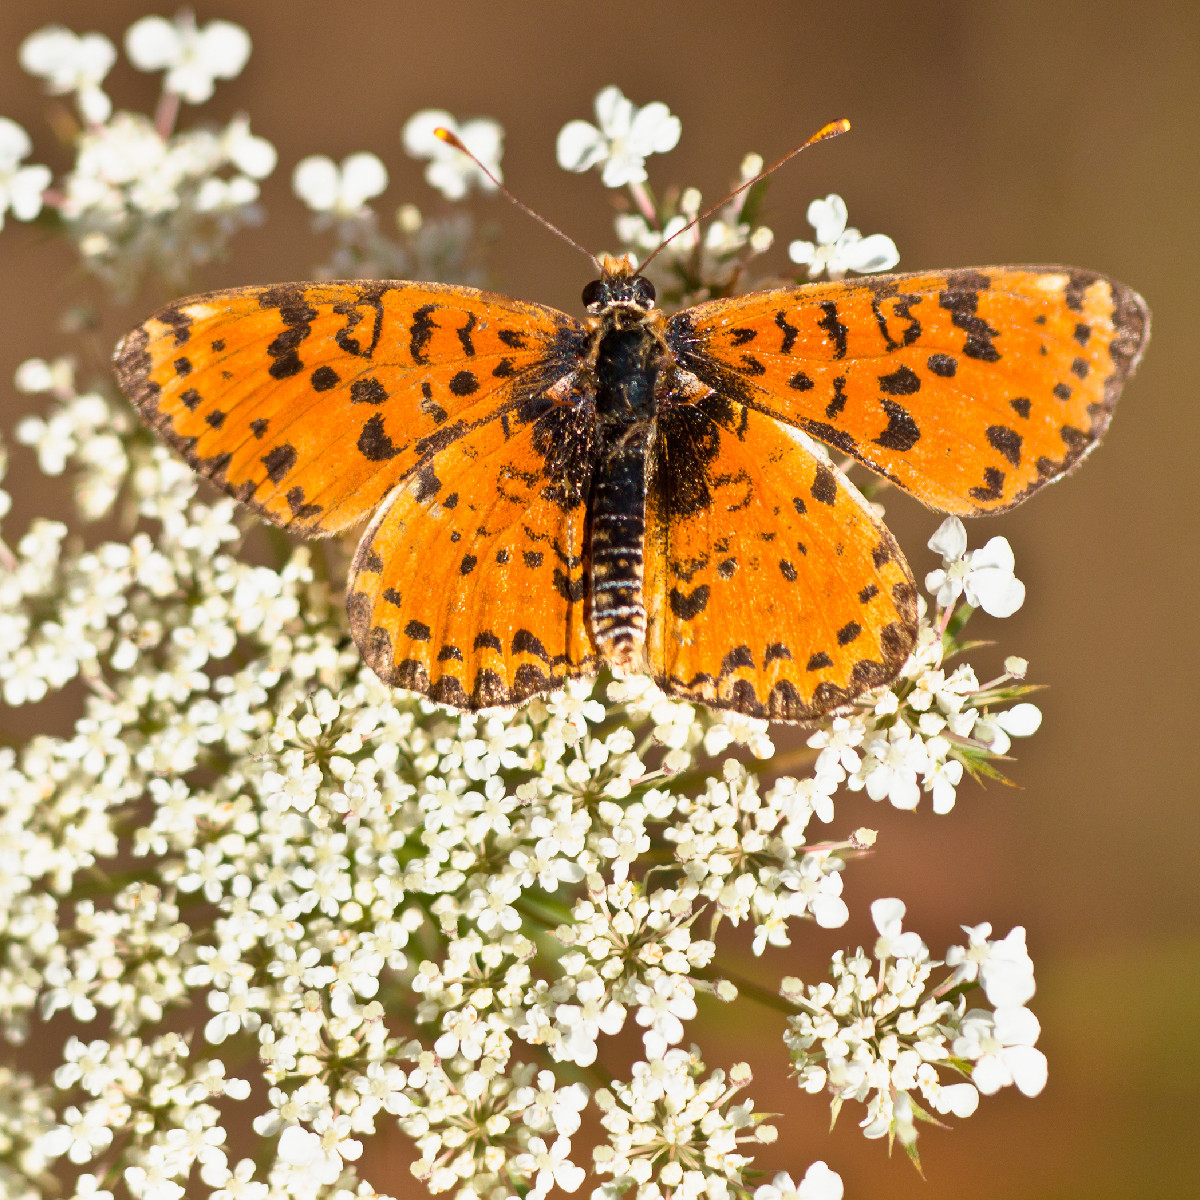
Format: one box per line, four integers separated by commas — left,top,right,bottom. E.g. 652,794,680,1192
0,38,1067,1200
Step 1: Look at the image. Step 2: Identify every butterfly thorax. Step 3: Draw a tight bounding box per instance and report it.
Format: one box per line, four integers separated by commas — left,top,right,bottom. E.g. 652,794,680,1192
584,271,669,671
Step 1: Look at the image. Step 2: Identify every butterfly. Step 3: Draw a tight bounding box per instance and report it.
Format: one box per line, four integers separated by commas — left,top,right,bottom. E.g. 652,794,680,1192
114,255,1148,721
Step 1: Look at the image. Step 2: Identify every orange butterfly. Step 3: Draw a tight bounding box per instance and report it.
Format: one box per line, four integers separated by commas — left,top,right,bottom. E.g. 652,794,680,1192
114,254,1148,720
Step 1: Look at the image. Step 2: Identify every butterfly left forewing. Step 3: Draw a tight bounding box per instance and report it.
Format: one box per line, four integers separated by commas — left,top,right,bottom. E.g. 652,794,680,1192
644,391,918,721
115,280,583,534
667,267,1148,515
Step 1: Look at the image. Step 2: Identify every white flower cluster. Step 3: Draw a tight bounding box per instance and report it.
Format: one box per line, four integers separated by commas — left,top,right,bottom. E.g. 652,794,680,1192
0,70,1057,1199
555,87,898,302
18,17,274,294
615,153,776,289
593,1054,775,1199
291,108,503,282
782,899,1046,1158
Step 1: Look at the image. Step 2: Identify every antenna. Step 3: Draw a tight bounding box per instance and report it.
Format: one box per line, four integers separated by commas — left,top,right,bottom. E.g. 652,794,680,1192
641,118,851,269
433,127,600,269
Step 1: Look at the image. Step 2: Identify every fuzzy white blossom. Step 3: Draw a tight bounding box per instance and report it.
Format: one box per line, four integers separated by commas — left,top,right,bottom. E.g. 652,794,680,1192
402,109,503,200
557,85,681,187
789,193,899,279
19,25,116,123
125,14,252,103
293,152,388,216
0,117,51,229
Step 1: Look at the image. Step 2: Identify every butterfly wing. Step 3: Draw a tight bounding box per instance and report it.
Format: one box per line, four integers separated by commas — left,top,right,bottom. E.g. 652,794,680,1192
346,389,599,708
666,267,1148,514
644,391,918,721
114,280,585,533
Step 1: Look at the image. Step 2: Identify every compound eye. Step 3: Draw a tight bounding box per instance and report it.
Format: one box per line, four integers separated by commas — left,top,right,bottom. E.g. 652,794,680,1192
633,276,656,307
581,279,605,309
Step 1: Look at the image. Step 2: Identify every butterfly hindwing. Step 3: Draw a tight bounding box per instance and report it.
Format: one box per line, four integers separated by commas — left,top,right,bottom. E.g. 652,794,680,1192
667,267,1148,515
346,390,599,708
114,280,583,533
644,390,919,720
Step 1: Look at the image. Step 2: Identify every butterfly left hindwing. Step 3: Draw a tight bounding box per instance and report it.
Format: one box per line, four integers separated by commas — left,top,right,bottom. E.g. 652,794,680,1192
346,384,600,708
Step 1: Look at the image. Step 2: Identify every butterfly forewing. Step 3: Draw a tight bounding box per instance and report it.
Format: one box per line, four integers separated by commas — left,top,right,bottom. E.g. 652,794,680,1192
645,393,918,720
114,280,583,534
667,267,1148,515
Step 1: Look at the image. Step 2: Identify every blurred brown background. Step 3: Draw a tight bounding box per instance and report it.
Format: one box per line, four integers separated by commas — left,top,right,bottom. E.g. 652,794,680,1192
1,2,1196,1197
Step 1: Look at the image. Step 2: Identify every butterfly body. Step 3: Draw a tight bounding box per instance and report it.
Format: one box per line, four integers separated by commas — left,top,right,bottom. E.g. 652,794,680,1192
115,259,1148,720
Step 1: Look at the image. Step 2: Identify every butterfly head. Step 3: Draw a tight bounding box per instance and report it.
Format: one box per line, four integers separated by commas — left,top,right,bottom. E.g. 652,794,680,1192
582,253,656,315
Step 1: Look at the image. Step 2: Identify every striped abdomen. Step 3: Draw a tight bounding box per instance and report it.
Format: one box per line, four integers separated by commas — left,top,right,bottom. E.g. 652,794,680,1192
589,433,649,669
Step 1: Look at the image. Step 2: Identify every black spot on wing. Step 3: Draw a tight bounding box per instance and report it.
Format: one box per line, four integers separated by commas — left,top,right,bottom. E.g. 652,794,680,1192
970,467,1005,503
878,365,921,395
358,413,402,461
986,425,1022,466
669,584,710,620
449,370,479,396
311,365,340,391
350,377,388,405
817,302,848,358
810,465,838,505
939,283,1001,362
261,443,296,483
409,304,437,364
874,400,920,452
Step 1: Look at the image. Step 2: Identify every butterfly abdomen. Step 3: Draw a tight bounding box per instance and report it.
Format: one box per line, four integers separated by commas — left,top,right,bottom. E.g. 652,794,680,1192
589,322,663,670
590,437,650,668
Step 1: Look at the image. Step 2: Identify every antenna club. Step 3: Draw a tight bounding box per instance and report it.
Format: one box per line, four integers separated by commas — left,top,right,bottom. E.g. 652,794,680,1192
433,126,466,151
814,118,851,142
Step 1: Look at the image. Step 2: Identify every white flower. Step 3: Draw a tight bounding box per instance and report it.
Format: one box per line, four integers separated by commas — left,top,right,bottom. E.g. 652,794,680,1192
0,118,51,229
957,1006,1048,1097
946,924,1037,1008
19,26,116,123
925,516,1026,617
125,14,251,103
275,1125,344,1186
221,115,277,179
512,1135,585,1198
402,109,503,200
755,1161,844,1200
871,897,927,961
788,193,899,279
292,153,388,217
556,85,681,188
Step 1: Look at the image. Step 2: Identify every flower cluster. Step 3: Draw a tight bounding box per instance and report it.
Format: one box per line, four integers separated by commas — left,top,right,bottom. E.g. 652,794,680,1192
0,50,1054,1200
290,109,504,283
18,15,274,295
782,900,1046,1160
